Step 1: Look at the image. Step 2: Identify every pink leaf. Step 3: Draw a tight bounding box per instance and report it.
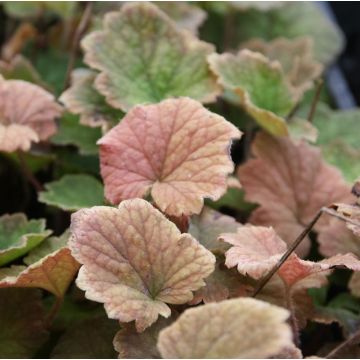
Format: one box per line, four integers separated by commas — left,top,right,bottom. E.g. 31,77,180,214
221,225,287,279
98,97,241,216
69,198,215,332
0,77,62,152
238,132,351,256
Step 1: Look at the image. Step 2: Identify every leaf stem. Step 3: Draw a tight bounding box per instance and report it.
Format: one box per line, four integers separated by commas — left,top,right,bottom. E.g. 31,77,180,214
307,79,324,124
17,150,44,192
321,206,360,228
252,209,323,297
45,296,63,328
63,2,93,90
325,328,360,358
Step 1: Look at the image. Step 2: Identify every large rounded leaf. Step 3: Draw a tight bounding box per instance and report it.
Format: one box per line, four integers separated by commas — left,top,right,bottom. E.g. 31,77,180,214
238,132,351,256
98,97,241,216
69,198,215,331
157,298,292,358
82,2,220,112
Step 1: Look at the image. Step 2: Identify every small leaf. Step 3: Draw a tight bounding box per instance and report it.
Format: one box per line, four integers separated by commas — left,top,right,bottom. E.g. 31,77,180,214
98,97,241,216
0,213,51,266
188,206,240,253
157,298,292,359
51,316,118,359
0,76,63,152
209,49,294,136
222,224,360,289
69,199,215,331
51,113,102,155
221,225,287,279
0,288,48,358
0,55,47,88
238,132,351,256
39,174,104,211
59,69,123,129
223,224,360,327
82,2,220,112
242,36,323,97
0,232,80,298
114,317,175,359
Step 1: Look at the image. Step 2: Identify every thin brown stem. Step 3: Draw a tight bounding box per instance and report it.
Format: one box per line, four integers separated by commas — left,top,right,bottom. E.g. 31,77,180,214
17,151,44,192
307,79,324,123
286,102,300,122
45,296,63,328
322,206,360,228
253,209,323,297
325,328,360,358
63,2,92,90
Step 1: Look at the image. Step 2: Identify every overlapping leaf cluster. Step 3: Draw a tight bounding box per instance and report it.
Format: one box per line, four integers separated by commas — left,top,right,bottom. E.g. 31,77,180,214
0,1,360,359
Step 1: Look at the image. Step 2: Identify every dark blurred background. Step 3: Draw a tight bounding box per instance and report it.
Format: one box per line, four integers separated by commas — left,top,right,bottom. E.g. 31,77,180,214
331,2,360,105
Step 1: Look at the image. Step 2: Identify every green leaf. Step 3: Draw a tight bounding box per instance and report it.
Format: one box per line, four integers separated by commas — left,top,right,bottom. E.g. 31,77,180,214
299,103,360,183
0,214,51,266
59,70,123,129
24,48,82,96
0,55,48,88
39,174,104,211
51,317,118,359
3,2,76,19
51,113,102,155
234,2,344,65
24,230,69,265
0,288,48,358
209,50,294,136
82,2,220,112
208,187,257,213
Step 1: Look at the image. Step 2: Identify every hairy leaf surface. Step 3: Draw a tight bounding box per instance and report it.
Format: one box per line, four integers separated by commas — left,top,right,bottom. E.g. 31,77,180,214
69,198,215,331
82,2,220,111
157,298,292,358
98,97,241,216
